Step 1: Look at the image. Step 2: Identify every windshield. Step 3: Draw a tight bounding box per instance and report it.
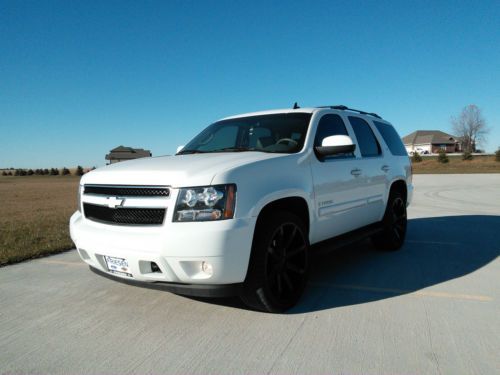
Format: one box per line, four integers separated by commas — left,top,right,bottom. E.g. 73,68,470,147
178,113,312,154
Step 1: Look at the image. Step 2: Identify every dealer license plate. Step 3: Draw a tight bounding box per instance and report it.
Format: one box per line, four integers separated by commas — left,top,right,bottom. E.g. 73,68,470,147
104,256,133,277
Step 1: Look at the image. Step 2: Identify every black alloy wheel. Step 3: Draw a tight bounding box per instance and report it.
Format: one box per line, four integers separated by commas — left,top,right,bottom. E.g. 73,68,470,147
266,222,308,303
241,211,309,313
372,190,407,251
390,196,407,243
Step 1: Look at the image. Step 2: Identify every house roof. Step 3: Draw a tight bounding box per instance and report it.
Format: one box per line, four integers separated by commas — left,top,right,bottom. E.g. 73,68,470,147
106,146,151,160
402,130,459,145
110,145,134,152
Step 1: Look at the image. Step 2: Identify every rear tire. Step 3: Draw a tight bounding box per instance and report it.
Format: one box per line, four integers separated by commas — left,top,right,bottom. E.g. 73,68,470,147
372,189,407,251
240,211,309,313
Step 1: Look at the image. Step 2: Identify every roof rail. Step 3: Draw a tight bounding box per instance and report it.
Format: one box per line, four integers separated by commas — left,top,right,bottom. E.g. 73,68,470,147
317,105,382,119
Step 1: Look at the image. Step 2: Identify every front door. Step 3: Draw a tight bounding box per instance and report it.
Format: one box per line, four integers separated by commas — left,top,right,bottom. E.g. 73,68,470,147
310,114,366,243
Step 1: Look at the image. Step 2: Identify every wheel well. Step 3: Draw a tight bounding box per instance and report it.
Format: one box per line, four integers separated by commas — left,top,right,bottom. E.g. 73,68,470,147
390,180,407,203
256,197,310,234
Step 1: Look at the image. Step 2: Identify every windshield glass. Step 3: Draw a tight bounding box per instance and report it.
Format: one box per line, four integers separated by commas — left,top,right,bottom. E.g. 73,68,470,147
178,113,312,154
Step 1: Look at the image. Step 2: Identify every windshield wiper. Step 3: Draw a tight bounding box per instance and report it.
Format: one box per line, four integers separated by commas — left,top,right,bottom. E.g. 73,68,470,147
176,149,210,155
211,147,265,153
178,147,271,154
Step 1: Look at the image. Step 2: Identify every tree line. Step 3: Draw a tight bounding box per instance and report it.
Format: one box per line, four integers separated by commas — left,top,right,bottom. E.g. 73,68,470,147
1,166,94,176
412,148,500,164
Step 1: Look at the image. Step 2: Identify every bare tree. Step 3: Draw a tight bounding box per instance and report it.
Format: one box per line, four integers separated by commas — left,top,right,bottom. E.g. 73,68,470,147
451,105,489,152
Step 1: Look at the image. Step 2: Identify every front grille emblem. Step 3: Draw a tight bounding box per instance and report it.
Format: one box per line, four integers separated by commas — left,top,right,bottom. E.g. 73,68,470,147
106,196,125,209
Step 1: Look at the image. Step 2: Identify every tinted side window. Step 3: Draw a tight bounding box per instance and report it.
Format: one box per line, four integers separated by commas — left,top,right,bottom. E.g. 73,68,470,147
348,116,381,157
373,121,407,156
314,114,349,146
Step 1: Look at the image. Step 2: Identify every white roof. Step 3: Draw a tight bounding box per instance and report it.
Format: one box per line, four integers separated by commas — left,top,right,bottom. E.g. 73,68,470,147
219,107,388,123
220,107,318,121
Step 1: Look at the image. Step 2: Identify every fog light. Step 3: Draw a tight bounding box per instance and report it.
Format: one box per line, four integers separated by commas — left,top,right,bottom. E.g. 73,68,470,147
150,262,162,273
201,261,213,276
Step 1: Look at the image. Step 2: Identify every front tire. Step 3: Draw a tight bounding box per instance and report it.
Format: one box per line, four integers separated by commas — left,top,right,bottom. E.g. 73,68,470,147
241,211,309,313
372,189,407,251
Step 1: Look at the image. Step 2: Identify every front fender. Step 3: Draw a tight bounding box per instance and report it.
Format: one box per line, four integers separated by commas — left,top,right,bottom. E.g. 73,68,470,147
249,189,313,218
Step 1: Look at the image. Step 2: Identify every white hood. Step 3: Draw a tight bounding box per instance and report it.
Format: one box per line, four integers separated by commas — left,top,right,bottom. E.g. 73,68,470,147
81,152,286,187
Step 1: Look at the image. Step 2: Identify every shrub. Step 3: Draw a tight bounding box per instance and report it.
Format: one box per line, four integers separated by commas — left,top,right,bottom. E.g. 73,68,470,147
2,171,7,176
438,150,449,163
496,149,500,162
14,169,21,176
62,167,71,175
75,165,84,176
50,168,59,176
8,171,13,176
27,169,34,175
43,168,49,175
411,152,422,163
462,151,473,161
35,169,42,175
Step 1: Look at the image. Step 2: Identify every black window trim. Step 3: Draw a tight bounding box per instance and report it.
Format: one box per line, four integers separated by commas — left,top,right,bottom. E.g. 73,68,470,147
371,119,408,157
347,115,384,159
313,112,356,162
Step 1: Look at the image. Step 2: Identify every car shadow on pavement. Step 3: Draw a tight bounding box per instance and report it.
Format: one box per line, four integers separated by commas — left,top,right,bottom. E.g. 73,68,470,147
290,214,500,314
191,215,500,314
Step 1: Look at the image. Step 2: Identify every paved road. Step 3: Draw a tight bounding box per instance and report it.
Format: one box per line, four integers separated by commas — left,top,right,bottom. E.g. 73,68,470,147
1,174,499,374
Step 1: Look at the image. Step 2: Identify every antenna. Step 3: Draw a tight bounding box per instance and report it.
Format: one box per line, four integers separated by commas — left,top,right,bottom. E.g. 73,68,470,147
293,102,300,109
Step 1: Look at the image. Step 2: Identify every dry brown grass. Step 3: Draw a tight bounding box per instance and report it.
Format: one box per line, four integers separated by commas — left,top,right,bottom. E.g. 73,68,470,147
0,175,80,265
412,155,500,174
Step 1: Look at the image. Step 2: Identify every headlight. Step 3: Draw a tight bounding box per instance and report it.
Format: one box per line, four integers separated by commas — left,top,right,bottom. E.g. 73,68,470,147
174,184,236,222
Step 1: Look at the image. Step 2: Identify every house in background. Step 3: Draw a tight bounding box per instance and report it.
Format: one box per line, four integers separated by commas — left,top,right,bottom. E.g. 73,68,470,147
105,146,152,164
402,130,465,154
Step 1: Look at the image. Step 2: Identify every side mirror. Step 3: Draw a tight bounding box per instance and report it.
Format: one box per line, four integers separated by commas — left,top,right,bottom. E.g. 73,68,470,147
315,135,356,157
176,145,185,154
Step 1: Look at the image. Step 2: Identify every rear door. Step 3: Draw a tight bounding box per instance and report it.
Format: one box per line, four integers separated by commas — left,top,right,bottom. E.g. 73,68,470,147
347,116,387,224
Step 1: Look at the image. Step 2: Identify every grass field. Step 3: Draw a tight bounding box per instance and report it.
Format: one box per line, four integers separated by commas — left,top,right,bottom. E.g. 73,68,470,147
0,175,79,265
412,154,500,174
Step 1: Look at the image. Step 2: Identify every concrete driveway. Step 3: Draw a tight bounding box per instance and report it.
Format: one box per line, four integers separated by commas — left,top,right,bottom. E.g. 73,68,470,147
1,174,499,374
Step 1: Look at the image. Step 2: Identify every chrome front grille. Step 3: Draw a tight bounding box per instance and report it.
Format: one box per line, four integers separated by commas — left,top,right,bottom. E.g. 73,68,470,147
82,184,169,225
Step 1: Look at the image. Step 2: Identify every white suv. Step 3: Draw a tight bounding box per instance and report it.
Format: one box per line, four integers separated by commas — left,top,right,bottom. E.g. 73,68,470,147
70,104,413,312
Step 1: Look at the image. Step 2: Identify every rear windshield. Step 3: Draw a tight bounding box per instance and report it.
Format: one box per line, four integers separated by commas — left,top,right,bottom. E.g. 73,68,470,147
373,121,408,156
179,113,312,154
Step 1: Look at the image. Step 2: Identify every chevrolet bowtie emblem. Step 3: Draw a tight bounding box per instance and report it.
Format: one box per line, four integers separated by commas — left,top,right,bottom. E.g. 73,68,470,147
106,196,125,209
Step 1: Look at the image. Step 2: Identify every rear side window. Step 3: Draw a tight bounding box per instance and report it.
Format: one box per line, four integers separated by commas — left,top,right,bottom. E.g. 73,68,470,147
348,116,381,157
373,121,407,156
314,114,349,146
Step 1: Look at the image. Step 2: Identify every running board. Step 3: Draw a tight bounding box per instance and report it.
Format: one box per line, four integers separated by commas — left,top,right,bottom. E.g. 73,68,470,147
311,222,383,254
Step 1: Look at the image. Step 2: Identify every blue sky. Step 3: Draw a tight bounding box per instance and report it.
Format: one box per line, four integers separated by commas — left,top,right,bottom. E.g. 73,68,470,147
1,0,499,168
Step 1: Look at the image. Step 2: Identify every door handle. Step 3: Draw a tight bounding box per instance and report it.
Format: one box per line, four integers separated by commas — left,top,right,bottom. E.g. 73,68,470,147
381,165,390,172
351,168,362,176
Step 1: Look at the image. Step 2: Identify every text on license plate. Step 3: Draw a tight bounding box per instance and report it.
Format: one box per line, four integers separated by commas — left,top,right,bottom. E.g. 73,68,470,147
104,256,132,277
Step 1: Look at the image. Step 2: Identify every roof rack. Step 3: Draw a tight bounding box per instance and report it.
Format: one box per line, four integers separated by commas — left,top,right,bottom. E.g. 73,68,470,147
317,105,382,119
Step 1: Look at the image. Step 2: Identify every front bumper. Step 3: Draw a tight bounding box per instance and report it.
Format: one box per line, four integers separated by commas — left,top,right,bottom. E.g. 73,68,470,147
90,266,243,297
70,211,256,287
